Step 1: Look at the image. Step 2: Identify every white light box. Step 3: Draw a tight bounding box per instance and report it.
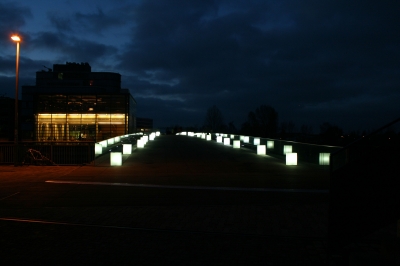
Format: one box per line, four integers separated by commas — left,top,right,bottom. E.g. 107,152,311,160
224,138,230,145
217,136,223,143
110,152,122,166
137,139,144,148
230,134,235,139
267,141,274,149
206,135,211,141
107,138,114,145
100,141,107,148
233,140,240,148
156,131,160,136
283,145,292,154
254,138,260,145
114,136,121,143
257,145,266,155
149,133,155,141
244,136,249,143
286,153,297,165
319,153,330,165
123,144,132,154
95,144,102,155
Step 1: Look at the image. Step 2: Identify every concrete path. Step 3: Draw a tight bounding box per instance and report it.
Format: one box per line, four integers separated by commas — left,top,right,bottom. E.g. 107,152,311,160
0,135,392,265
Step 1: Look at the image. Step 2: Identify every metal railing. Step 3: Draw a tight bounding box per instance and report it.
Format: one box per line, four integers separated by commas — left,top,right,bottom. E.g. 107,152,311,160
330,117,400,172
0,141,95,165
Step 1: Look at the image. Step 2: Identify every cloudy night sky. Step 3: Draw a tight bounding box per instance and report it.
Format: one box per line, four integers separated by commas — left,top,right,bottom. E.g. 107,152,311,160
1,0,399,132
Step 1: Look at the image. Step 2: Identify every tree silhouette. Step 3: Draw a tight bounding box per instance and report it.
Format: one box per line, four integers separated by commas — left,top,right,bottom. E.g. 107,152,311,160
204,105,224,132
241,105,278,137
319,122,343,145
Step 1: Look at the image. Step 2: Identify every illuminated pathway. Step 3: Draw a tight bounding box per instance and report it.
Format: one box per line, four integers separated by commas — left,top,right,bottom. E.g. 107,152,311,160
0,135,332,265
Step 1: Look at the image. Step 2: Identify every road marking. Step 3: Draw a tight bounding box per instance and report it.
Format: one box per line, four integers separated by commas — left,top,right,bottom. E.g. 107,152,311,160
46,180,328,193
0,192,20,201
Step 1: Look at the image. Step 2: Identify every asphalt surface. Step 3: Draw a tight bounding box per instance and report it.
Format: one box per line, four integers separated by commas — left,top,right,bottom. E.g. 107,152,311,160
0,135,397,265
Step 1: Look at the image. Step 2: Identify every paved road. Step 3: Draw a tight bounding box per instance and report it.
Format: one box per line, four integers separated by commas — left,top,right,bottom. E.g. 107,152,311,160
0,135,383,265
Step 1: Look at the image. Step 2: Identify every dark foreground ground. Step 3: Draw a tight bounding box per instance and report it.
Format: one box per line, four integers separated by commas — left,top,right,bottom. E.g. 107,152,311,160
0,135,397,265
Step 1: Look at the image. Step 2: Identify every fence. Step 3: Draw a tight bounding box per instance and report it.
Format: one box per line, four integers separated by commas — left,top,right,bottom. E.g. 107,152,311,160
0,141,95,165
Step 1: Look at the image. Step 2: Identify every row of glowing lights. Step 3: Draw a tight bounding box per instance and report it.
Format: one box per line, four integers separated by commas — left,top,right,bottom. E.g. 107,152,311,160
95,132,161,166
38,114,126,118
176,132,330,166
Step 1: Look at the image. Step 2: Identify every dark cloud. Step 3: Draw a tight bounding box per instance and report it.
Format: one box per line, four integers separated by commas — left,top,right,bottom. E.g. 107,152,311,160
0,2,32,45
47,13,72,32
47,6,127,35
1,0,399,132
74,7,126,33
30,31,118,63
116,0,400,130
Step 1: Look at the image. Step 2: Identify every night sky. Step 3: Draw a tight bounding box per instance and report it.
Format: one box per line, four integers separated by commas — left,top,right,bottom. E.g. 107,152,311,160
1,0,399,132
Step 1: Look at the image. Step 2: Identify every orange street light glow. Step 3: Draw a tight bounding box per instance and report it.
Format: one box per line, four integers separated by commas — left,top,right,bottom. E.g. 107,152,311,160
11,35,21,42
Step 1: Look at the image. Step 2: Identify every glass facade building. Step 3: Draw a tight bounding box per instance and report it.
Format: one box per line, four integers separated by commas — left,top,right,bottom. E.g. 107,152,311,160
21,62,136,141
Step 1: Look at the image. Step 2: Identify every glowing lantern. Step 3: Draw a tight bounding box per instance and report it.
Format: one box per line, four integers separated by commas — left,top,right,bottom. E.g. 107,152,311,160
233,140,240,148
110,152,122,166
254,138,260,145
149,133,155,141
107,138,114,145
156,131,160,136
100,141,107,148
230,134,235,139
114,136,121,143
319,153,330,165
283,145,292,154
267,141,274,149
123,144,132,154
95,144,102,155
286,153,297,165
217,136,223,143
244,136,249,143
137,139,144,148
257,145,266,155
224,138,230,145
206,135,211,141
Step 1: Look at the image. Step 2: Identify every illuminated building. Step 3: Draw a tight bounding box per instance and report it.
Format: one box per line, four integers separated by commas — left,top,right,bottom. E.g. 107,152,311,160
136,117,153,132
21,62,136,141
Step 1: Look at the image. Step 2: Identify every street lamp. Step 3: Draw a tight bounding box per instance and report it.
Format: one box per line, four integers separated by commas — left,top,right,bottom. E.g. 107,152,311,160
11,35,20,166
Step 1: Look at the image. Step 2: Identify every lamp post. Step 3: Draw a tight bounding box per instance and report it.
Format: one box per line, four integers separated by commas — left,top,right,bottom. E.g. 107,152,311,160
11,35,20,166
